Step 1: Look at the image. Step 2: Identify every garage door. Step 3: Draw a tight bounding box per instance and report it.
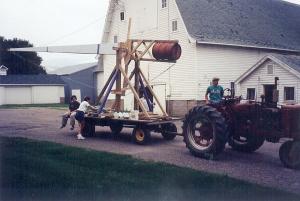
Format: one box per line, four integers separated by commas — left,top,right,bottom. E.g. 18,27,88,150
5,87,32,104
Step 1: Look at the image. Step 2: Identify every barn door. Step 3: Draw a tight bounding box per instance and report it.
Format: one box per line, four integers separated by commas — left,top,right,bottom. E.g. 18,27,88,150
152,84,166,115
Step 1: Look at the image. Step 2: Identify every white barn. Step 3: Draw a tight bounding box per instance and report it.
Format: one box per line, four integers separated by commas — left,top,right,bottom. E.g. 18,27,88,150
97,0,300,116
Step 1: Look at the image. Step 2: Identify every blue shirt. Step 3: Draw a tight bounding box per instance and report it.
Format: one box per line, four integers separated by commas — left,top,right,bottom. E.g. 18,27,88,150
206,85,224,103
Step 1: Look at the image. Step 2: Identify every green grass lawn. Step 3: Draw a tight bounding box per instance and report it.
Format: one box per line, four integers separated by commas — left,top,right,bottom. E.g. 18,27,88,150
0,104,68,110
0,137,298,201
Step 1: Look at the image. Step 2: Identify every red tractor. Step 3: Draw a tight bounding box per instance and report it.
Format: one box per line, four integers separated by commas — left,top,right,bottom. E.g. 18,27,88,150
183,79,300,169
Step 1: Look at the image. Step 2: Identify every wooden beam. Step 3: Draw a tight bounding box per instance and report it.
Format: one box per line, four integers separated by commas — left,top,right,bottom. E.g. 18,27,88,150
114,49,122,112
138,41,155,60
131,39,179,43
138,66,168,117
96,67,117,104
134,60,140,110
127,18,132,41
140,58,176,63
130,40,143,56
143,42,154,59
119,58,150,119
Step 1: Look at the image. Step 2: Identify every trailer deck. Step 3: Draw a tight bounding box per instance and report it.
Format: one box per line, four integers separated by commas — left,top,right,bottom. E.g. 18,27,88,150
83,115,182,145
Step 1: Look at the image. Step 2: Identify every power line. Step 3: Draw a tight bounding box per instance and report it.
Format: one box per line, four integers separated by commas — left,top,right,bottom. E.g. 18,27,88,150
11,52,45,70
44,16,106,46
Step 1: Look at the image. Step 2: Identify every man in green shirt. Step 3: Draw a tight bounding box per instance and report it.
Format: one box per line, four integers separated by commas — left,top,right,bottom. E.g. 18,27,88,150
205,77,224,104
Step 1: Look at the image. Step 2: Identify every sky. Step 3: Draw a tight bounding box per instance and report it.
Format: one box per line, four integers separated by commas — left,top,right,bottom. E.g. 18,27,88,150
0,0,299,71
0,0,109,71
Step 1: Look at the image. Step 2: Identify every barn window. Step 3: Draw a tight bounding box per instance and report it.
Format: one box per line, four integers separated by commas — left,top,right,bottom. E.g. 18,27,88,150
247,88,256,100
162,0,167,8
172,20,178,32
267,64,274,75
114,35,118,43
284,87,295,101
120,11,125,21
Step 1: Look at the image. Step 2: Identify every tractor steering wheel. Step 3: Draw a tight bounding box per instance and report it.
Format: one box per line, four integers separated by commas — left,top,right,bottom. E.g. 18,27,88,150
223,88,232,100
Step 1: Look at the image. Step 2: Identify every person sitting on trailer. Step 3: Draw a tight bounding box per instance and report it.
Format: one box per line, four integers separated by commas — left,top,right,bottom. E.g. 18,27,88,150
205,77,224,104
75,96,97,140
60,95,80,130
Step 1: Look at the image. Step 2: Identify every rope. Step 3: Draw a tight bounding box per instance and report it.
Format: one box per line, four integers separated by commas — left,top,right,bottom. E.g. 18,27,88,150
150,63,176,81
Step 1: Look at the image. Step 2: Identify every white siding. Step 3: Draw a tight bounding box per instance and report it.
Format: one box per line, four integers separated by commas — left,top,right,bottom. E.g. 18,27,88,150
196,46,270,99
101,0,198,110
32,86,64,104
0,87,5,105
1,86,64,105
96,72,104,96
239,60,300,104
5,87,32,104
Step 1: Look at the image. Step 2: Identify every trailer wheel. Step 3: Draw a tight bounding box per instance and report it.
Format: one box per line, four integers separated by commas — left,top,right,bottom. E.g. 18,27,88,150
161,123,177,141
110,122,123,137
183,105,228,159
132,128,151,145
228,135,265,153
279,141,300,169
82,119,95,137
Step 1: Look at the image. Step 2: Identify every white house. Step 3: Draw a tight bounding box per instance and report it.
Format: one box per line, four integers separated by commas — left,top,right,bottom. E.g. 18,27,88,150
0,72,65,105
98,0,300,116
236,54,300,105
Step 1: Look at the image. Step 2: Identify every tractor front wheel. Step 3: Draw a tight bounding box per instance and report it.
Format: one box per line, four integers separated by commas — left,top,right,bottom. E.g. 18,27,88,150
279,140,300,169
182,105,228,159
161,123,177,141
110,122,123,138
228,135,265,153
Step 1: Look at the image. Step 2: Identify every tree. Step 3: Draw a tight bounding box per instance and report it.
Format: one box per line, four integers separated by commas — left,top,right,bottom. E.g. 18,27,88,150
0,36,46,74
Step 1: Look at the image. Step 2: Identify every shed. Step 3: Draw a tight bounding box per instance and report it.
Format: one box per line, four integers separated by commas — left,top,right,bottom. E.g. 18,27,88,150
50,62,101,103
0,74,65,105
236,54,300,105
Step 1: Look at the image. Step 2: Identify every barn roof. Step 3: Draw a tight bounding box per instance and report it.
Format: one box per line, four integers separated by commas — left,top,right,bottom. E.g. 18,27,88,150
176,0,300,52
0,65,8,70
272,54,300,73
49,62,98,75
0,74,65,85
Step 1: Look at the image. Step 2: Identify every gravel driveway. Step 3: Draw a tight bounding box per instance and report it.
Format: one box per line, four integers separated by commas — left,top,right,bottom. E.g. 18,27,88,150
0,108,300,194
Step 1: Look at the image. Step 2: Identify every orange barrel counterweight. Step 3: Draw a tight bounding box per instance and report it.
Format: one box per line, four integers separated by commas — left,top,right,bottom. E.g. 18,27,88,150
152,42,182,61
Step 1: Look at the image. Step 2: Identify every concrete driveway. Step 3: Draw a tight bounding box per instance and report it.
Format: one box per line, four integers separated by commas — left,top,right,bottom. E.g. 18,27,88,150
0,108,299,194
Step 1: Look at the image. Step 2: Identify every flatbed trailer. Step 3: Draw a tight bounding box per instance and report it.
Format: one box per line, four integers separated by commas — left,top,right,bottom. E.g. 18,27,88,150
83,115,182,145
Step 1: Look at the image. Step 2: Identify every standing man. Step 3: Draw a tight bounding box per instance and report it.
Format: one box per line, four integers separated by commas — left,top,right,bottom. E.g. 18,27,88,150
75,96,98,140
205,77,224,104
60,95,80,130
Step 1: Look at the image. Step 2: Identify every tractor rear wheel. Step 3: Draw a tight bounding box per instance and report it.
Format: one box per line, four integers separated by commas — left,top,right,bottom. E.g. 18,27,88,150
228,135,265,153
183,105,228,159
279,140,300,169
